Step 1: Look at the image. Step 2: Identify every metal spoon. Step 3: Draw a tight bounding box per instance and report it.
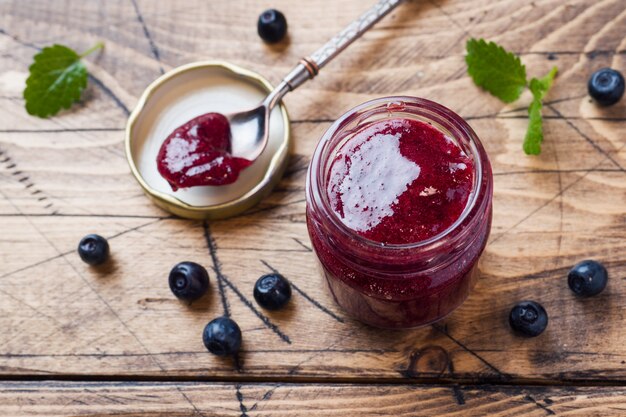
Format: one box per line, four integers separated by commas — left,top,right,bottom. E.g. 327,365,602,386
229,0,404,161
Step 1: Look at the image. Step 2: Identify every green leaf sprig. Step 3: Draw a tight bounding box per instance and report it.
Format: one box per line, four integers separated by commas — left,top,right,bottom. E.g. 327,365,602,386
24,42,104,118
465,38,557,155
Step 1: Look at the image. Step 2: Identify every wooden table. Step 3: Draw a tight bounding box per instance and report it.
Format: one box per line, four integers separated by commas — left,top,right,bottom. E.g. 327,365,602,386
1,0,625,415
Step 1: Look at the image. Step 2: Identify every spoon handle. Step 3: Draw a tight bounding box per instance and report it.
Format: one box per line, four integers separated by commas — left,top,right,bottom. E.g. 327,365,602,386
310,0,403,70
267,0,404,107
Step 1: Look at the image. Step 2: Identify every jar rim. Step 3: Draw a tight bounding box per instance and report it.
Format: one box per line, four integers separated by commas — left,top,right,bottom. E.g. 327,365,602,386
307,96,488,251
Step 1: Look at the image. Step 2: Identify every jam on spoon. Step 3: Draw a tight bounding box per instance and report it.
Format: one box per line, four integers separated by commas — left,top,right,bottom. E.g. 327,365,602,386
156,113,252,190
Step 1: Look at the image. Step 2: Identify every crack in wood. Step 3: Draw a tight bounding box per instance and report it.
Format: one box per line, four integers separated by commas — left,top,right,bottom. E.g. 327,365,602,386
0,148,56,214
465,94,588,121
0,347,395,359
249,384,281,412
521,49,626,56
83,389,125,405
550,132,564,272
0,213,172,219
547,104,625,172
429,0,470,58
470,114,626,122
202,222,291,344
235,383,250,417
85,74,131,116
451,385,465,405
0,28,39,50
180,390,207,417
524,394,556,415
243,198,307,217
202,221,231,318
130,0,165,75
0,287,63,328
218,246,310,253
287,328,358,376
291,238,312,252
432,324,510,381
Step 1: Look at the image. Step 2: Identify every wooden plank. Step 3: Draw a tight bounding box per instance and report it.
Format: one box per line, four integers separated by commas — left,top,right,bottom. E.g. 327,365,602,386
2,381,626,416
0,0,624,384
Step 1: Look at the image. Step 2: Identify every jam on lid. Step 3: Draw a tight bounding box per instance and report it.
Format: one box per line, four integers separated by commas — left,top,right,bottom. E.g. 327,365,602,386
327,118,474,245
157,112,251,190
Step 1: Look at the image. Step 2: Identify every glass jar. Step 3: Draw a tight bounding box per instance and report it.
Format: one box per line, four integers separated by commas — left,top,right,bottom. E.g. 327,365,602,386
305,96,493,329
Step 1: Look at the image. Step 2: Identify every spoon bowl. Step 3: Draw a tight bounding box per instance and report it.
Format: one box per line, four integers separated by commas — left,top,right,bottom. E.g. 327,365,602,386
228,82,290,161
228,105,268,161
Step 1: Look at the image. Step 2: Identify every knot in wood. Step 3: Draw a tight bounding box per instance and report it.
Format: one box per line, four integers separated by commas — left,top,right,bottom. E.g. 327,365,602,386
405,345,449,378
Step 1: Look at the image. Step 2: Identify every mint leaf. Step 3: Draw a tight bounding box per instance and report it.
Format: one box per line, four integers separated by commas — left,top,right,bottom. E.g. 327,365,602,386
466,38,559,155
523,94,544,155
531,66,558,99
465,38,527,103
523,67,558,155
24,43,103,118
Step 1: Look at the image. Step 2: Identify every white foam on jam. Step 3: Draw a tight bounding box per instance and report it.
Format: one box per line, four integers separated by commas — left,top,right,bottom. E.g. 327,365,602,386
163,137,200,173
187,124,199,138
330,133,421,232
449,162,467,172
186,156,226,176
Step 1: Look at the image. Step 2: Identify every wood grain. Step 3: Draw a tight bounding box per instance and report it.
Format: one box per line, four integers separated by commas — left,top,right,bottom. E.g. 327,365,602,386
0,0,625,393
3,381,626,416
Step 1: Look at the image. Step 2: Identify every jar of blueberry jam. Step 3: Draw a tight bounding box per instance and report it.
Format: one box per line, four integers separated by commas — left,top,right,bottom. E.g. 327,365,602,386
306,97,493,328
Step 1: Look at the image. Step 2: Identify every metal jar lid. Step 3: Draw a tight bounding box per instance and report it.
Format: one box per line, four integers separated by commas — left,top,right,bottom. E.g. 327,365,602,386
125,61,291,220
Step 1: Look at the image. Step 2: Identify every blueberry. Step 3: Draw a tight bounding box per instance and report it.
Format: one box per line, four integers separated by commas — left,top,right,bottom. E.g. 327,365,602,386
509,301,548,337
257,9,287,43
568,260,608,297
78,234,109,265
202,317,242,356
254,273,292,310
168,262,209,301
588,68,624,106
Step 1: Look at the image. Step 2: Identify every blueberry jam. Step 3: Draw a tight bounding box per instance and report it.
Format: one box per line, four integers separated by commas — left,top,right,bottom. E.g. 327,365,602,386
306,97,493,328
157,113,251,190
327,118,474,245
